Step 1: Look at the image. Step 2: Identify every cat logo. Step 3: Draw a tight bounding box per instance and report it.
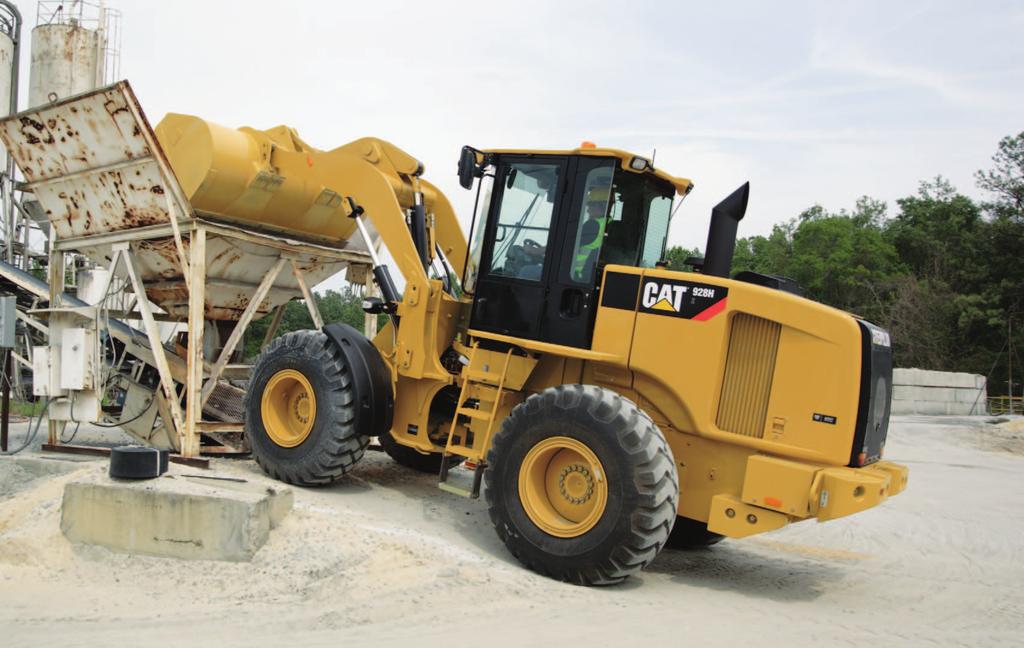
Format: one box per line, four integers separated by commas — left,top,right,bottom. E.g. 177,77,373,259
642,281,688,313
635,277,728,321
598,272,729,320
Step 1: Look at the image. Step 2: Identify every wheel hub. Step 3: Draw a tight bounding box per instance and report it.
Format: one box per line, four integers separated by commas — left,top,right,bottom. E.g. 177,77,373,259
559,464,594,505
518,436,608,538
261,369,317,448
294,392,311,423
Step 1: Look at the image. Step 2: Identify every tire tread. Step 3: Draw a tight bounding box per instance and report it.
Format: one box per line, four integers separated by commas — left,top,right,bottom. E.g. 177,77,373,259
484,384,679,585
245,330,368,486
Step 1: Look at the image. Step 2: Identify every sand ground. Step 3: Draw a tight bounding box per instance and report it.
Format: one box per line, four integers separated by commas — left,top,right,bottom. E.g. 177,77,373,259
1,415,1022,647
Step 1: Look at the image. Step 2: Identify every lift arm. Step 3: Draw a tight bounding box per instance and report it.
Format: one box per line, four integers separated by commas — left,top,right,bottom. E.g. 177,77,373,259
294,137,467,382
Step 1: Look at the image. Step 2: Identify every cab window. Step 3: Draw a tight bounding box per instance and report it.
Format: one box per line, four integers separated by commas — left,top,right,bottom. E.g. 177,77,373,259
487,162,560,281
598,170,675,272
639,194,672,267
568,163,615,283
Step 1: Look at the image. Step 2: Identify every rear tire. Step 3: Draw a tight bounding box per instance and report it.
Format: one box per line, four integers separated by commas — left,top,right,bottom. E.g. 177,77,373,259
664,516,724,549
484,384,678,585
245,330,368,486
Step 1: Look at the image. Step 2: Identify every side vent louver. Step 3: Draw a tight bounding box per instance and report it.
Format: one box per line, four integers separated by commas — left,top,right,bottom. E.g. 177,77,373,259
717,313,781,438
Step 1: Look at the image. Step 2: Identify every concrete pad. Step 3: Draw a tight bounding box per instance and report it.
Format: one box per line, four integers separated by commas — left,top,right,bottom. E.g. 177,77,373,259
60,466,293,562
0,456,86,500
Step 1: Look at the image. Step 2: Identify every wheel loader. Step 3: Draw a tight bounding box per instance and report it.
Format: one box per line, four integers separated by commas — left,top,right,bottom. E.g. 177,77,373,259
149,117,909,585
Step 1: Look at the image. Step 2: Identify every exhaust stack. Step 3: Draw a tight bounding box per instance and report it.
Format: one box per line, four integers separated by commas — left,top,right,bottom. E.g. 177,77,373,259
702,182,750,278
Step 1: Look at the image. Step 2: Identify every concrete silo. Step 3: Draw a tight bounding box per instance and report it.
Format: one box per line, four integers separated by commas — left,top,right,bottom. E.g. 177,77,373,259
0,2,20,174
29,1,119,108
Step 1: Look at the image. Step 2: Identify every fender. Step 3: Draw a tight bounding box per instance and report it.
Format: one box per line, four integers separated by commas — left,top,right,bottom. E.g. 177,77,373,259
322,323,394,439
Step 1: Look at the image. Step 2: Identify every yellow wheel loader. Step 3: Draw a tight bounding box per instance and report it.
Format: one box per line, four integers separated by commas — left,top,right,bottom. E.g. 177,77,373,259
153,117,909,585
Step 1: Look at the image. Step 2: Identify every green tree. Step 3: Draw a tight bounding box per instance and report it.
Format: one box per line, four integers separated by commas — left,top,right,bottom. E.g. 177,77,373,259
975,131,1024,220
970,133,1024,394
730,198,902,323
886,177,984,284
662,245,701,271
243,286,370,359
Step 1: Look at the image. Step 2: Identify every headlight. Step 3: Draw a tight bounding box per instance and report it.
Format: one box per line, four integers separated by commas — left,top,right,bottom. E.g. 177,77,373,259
629,156,650,171
862,321,891,348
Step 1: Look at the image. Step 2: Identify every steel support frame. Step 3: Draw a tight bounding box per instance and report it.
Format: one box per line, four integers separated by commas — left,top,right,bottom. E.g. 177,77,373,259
41,217,372,457
46,236,64,445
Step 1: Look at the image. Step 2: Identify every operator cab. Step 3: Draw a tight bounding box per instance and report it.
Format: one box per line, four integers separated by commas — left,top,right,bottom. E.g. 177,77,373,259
459,146,690,349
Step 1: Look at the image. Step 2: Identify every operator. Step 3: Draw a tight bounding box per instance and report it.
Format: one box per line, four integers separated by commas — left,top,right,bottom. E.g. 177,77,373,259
572,186,610,280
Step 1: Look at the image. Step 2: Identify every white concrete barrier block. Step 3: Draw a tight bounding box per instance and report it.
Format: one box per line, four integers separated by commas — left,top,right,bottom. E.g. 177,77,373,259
952,389,986,405
60,469,293,561
894,368,986,389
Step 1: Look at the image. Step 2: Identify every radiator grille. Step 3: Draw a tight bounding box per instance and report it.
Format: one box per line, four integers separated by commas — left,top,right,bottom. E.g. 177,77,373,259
716,313,781,438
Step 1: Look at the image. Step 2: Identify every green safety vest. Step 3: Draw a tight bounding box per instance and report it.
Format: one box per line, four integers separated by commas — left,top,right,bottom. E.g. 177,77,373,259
573,216,607,277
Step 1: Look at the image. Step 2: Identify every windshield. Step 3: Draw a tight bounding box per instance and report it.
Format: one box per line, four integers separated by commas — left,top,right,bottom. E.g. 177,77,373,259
486,162,560,281
463,169,495,293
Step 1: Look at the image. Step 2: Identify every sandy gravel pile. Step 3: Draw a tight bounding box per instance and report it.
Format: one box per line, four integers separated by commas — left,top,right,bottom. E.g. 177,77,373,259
2,417,1022,647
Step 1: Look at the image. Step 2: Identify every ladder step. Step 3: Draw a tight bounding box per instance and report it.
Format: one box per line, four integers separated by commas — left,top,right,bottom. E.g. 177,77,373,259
437,463,487,499
438,482,473,498
456,407,491,420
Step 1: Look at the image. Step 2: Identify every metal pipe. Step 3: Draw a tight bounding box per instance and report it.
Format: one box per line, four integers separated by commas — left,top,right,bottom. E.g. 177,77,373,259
703,182,749,278
1,348,10,451
0,1,20,268
0,1,19,117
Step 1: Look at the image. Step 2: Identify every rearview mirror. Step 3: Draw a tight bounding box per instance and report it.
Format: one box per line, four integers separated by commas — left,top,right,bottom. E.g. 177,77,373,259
458,146,478,190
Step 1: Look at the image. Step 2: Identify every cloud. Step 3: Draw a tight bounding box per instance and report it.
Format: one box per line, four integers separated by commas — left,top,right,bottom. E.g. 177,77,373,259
13,0,1022,295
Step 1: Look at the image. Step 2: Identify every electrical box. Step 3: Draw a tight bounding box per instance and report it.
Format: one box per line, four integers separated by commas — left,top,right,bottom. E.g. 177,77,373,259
60,328,99,390
0,295,15,348
119,381,160,437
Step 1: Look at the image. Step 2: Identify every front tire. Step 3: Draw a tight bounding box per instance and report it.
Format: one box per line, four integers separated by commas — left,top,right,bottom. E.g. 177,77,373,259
484,384,678,585
245,330,369,486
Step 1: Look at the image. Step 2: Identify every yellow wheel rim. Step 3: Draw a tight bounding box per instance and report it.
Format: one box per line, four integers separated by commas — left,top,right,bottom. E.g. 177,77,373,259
518,436,608,538
260,369,316,448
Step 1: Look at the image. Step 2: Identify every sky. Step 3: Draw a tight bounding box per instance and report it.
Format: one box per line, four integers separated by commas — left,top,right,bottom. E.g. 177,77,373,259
13,0,1024,290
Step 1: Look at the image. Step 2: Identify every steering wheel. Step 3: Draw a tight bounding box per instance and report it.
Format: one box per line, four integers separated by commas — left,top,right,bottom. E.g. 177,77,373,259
523,238,544,258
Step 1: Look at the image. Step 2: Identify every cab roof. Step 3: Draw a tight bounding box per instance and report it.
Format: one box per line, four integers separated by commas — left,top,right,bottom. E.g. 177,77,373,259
481,146,693,195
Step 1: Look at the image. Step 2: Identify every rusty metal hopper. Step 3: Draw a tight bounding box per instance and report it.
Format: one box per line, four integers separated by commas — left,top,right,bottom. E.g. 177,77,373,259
0,81,372,320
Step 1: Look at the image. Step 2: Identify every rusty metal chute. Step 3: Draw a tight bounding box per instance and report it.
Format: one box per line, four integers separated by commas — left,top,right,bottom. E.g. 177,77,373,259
0,80,373,321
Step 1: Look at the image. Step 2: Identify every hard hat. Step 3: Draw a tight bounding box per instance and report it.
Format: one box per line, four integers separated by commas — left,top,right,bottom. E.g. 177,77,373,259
586,186,610,205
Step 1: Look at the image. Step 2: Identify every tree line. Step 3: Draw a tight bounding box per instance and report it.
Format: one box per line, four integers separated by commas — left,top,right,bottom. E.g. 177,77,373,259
666,132,1023,396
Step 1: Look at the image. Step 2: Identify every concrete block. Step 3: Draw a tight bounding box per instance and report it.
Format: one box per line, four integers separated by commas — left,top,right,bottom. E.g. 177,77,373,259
60,468,293,562
893,385,957,402
892,368,988,416
953,388,986,405
894,368,985,390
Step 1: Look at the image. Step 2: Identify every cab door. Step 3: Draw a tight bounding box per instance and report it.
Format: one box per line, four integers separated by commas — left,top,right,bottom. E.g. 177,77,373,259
540,158,617,348
469,156,568,339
